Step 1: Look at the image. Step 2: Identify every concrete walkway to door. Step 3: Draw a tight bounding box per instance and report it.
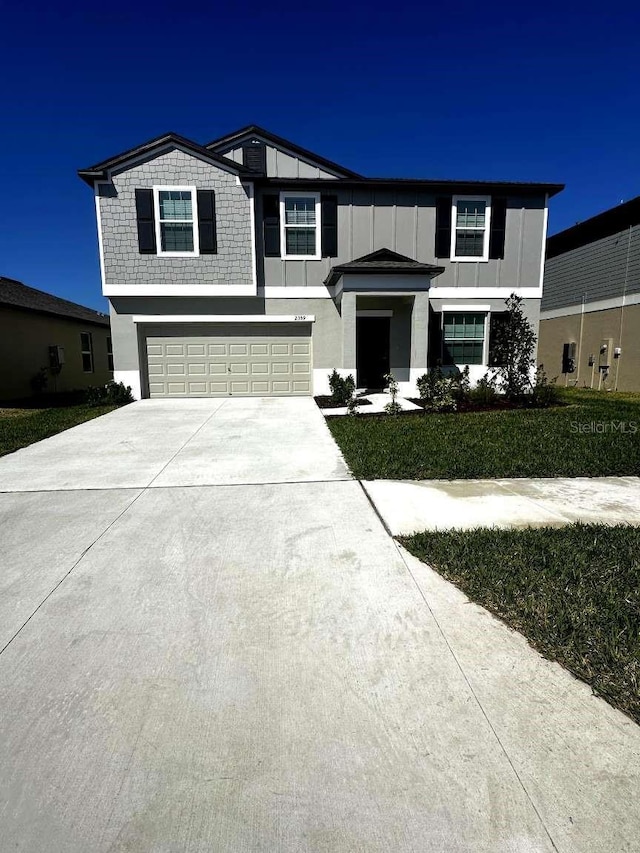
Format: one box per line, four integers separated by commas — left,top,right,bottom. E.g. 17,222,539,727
0,398,638,852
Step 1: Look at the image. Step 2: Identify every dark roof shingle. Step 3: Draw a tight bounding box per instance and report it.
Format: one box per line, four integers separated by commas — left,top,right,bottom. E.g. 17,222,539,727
0,277,109,326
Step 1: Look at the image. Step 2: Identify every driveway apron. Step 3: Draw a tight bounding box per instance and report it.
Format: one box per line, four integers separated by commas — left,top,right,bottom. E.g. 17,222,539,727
0,398,638,852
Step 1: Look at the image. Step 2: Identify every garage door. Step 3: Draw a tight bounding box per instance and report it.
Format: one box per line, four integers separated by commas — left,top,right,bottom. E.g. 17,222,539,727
145,324,312,397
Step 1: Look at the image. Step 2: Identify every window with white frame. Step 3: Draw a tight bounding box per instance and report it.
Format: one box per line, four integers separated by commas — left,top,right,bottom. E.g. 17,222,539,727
451,196,491,261
442,313,486,365
154,187,199,255
280,193,320,259
80,332,94,373
107,336,114,371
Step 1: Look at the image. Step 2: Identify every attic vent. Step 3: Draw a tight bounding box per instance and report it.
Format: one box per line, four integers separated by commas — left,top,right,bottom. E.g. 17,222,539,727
242,140,266,174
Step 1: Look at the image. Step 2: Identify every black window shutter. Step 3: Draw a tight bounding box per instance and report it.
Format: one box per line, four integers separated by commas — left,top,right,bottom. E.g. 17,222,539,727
321,195,338,257
263,194,280,257
135,189,156,254
242,141,266,175
197,190,217,254
489,197,507,259
435,197,452,258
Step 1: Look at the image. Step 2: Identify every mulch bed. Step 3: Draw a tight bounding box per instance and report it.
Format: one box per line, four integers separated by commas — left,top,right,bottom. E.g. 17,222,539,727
314,396,372,409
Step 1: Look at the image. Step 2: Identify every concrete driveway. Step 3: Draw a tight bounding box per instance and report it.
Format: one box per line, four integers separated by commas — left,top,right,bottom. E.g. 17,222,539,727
0,398,638,852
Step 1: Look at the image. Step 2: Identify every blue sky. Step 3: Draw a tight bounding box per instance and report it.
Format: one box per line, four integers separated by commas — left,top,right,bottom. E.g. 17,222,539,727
2,0,639,311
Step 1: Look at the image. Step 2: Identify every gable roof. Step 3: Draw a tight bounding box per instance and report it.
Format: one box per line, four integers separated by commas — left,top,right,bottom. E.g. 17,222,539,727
205,124,362,179
324,248,444,287
547,195,640,259
77,131,255,185
0,277,109,326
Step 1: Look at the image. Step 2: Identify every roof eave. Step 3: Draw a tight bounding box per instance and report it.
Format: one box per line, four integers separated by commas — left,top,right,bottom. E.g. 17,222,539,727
205,124,363,179
77,132,254,187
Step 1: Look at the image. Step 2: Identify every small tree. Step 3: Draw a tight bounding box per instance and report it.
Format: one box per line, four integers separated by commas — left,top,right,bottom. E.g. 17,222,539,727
328,369,355,406
491,294,537,400
384,372,402,415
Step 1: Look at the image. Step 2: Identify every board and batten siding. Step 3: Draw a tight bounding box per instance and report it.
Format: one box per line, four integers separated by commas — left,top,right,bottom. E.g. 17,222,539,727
258,189,547,289
99,148,254,286
542,224,640,312
221,144,340,179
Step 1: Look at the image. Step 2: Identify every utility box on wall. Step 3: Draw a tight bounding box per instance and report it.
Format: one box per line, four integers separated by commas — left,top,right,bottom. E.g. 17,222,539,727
562,341,576,373
48,345,65,372
599,338,612,370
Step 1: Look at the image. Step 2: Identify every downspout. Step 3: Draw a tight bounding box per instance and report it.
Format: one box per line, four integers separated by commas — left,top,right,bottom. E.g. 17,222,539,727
614,224,633,391
577,293,586,386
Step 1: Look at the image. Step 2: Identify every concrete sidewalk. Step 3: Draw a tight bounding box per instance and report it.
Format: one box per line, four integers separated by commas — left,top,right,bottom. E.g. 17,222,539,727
363,475,640,535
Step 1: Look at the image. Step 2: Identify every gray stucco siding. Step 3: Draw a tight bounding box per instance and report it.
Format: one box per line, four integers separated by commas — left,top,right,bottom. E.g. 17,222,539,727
109,296,342,375
542,224,640,311
100,148,253,286
258,189,547,290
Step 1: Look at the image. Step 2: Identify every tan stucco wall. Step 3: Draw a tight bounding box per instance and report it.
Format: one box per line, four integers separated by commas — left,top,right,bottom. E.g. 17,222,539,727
0,306,113,401
538,304,640,391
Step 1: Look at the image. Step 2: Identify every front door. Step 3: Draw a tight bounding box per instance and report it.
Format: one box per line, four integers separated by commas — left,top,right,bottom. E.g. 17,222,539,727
356,317,390,389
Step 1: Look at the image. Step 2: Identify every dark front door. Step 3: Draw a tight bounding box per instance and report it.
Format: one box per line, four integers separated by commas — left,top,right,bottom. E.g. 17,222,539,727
357,317,390,389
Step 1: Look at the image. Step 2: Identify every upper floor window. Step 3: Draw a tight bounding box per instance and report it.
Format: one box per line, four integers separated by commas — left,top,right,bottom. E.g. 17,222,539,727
153,186,199,256
80,332,94,373
280,192,321,260
451,196,491,261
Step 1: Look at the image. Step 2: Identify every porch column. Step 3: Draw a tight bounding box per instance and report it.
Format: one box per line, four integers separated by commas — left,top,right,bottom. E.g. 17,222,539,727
341,291,357,372
410,292,429,387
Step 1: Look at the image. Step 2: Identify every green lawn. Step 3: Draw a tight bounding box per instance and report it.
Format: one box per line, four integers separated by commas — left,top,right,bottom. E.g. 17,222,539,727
400,524,640,724
0,405,117,457
327,388,640,479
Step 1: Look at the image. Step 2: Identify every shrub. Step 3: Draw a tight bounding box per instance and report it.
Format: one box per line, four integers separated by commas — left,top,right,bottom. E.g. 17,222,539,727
453,366,471,403
30,368,48,396
384,373,402,415
531,366,560,408
85,381,134,407
469,372,498,407
328,369,356,406
417,368,458,413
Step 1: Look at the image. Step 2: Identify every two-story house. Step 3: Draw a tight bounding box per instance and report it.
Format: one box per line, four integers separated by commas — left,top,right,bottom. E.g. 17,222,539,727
78,125,563,399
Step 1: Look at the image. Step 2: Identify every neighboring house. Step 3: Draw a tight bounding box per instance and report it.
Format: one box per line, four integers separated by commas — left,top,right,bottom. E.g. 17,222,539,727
539,197,640,391
78,125,563,399
0,277,113,401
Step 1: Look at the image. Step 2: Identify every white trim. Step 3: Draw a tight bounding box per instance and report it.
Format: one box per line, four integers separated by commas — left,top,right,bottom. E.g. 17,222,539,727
441,304,491,312
153,185,199,257
216,133,348,179
280,191,321,260
260,286,333,299
540,291,640,319
94,183,107,292
247,182,257,290
105,142,245,180
539,193,549,291
132,314,315,324
103,284,256,296
80,330,94,373
356,309,393,317
430,287,543,299
450,195,491,262
114,370,141,400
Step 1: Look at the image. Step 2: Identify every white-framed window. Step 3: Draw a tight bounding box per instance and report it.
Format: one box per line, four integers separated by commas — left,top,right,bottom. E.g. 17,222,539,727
451,195,491,261
442,312,488,365
107,336,114,371
80,332,94,373
280,192,321,260
153,186,199,256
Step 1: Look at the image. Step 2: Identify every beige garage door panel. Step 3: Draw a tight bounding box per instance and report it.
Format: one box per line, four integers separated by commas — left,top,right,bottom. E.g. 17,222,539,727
145,324,312,397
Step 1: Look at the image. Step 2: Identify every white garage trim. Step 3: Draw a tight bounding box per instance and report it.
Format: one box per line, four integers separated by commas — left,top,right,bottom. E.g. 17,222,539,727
133,314,315,324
